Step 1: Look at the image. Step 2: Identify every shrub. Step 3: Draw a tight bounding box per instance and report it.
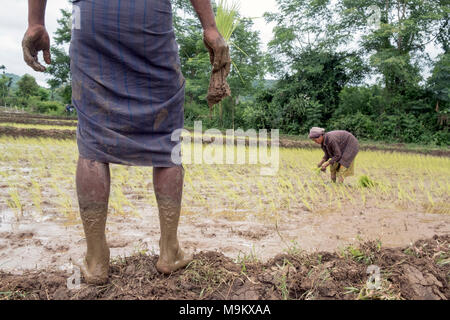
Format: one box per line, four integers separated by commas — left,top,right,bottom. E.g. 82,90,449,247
328,112,376,139
35,100,64,114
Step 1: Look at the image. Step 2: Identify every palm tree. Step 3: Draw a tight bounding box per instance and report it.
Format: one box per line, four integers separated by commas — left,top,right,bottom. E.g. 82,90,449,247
0,65,6,75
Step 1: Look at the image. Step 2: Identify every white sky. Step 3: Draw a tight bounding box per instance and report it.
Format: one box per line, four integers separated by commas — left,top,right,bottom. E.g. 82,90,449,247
0,0,278,87
0,0,441,87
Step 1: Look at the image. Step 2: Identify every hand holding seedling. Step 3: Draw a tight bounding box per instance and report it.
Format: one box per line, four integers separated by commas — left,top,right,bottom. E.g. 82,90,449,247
190,0,231,107
23,0,51,72
203,29,231,75
317,159,325,168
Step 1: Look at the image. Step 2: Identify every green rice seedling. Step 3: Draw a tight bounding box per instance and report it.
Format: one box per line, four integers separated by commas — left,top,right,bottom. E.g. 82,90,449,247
58,192,75,220
7,188,23,220
31,180,42,215
358,175,376,188
235,248,259,274
283,240,305,256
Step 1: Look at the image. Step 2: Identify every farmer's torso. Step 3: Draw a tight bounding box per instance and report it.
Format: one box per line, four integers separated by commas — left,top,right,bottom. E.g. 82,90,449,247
322,130,359,167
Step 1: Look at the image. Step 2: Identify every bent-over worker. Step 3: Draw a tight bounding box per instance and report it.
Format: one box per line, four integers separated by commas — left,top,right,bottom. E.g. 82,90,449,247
309,127,359,183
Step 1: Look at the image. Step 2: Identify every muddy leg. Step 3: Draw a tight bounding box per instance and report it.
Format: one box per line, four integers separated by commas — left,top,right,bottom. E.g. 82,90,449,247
75,156,110,284
338,176,344,184
153,165,192,274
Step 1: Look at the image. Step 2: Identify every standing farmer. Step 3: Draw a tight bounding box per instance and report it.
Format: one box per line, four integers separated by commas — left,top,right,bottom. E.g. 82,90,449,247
309,127,359,183
23,0,230,284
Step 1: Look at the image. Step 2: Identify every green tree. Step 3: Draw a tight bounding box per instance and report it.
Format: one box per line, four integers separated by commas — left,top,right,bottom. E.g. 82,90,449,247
0,65,12,105
428,52,450,128
336,0,448,96
173,0,266,127
16,74,40,98
0,75,13,106
37,87,50,101
45,7,71,103
245,49,363,134
264,0,344,76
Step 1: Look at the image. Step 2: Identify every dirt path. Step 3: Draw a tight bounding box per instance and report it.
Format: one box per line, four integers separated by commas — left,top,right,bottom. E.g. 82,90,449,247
0,235,448,300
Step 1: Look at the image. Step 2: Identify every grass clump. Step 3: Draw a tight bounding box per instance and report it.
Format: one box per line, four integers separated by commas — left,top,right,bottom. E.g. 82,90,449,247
358,175,376,188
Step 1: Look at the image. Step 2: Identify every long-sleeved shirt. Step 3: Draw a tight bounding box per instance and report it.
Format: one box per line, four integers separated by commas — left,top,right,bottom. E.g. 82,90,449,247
321,130,359,168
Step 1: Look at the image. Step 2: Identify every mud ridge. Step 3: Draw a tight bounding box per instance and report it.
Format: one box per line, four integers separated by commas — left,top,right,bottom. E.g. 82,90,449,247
0,235,448,300
0,111,77,121
0,126,76,139
1,126,448,157
0,117,77,127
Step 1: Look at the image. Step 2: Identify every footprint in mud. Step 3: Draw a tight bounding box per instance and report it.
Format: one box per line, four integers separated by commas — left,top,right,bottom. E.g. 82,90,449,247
234,229,269,240
43,243,69,252
1,231,34,241
107,239,130,248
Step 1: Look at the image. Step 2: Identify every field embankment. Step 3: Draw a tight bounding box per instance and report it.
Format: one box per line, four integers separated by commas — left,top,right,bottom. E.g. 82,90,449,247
0,235,448,300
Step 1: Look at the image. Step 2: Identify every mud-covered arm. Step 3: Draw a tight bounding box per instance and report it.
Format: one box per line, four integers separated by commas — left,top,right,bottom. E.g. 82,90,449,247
327,137,342,165
189,0,230,73
189,0,216,32
23,0,51,72
321,148,330,163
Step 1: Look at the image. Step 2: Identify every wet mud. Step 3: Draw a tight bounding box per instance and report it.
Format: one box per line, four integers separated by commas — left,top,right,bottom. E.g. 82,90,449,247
0,235,448,300
207,68,231,108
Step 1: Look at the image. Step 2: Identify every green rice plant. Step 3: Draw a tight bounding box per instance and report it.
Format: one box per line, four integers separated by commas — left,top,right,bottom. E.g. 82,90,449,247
341,245,366,263
30,180,42,215
426,190,435,206
358,175,376,188
283,240,304,256
7,188,23,220
312,166,322,175
277,273,289,300
216,0,240,43
235,248,259,274
57,192,75,219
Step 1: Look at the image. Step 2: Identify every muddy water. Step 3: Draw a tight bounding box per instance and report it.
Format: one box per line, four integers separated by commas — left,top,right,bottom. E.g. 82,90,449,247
0,201,448,273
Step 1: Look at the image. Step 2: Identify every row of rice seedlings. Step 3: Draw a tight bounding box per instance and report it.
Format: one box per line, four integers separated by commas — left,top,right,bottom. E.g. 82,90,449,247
1,136,449,222
0,122,76,130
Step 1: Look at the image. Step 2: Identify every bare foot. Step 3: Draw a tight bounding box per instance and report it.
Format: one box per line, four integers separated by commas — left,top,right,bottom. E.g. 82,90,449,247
72,256,109,285
156,246,193,274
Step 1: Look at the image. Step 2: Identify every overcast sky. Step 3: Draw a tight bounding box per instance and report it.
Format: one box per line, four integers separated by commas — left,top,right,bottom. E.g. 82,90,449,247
0,0,441,87
0,0,278,87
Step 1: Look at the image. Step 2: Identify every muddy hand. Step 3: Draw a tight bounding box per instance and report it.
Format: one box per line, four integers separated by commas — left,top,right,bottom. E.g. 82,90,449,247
203,28,230,75
22,25,51,72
